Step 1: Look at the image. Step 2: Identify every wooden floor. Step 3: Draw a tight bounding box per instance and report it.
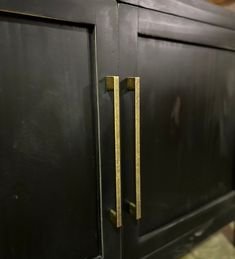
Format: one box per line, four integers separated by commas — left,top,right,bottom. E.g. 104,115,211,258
181,224,235,259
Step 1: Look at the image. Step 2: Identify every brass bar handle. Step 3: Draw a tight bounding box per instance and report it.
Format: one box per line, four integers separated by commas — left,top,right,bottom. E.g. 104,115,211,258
106,76,122,228
127,77,141,220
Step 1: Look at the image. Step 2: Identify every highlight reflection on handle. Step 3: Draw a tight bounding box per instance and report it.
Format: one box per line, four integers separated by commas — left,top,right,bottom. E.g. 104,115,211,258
127,77,141,220
106,76,122,228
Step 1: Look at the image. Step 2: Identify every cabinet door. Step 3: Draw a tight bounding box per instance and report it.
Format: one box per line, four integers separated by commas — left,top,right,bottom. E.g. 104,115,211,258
0,1,120,258
119,5,235,259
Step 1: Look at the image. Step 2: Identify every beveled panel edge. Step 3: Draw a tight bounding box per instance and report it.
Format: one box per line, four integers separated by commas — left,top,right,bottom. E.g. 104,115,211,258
0,0,117,25
138,8,235,51
118,0,235,31
139,191,235,258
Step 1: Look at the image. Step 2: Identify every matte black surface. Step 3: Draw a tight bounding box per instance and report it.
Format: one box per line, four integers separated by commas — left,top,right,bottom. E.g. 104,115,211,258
119,3,235,259
145,192,235,259
0,16,99,259
0,0,121,258
118,0,235,30
1,1,235,258
138,37,235,234
139,8,235,51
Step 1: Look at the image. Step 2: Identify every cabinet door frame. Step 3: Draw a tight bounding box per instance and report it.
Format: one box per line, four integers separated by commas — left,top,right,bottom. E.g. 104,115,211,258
0,1,120,258
119,4,235,258
118,0,235,30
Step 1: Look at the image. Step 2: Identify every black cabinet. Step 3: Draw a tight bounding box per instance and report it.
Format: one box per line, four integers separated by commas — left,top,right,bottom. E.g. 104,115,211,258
119,3,235,258
0,1,120,258
0,0,235,258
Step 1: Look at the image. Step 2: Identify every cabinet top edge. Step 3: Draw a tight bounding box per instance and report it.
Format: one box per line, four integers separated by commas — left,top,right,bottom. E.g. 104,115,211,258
118,0,235,30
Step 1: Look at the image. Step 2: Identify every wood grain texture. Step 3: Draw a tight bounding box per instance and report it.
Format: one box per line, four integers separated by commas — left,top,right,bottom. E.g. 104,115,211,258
118,0,235,30
139,8,235,51
0,1,121,258
119,2,235,258
0,17,99,259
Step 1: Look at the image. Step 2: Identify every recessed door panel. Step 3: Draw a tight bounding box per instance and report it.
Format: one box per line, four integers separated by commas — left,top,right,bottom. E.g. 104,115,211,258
138,37,234,235
0,16,100,259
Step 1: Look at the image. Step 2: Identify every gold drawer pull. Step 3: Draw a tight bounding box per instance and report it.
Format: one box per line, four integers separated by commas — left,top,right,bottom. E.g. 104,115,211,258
106,76,122,228
127,77,141,220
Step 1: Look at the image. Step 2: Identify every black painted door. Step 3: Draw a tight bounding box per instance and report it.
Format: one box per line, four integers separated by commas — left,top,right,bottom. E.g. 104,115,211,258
0,1,120,259
119,4,235,259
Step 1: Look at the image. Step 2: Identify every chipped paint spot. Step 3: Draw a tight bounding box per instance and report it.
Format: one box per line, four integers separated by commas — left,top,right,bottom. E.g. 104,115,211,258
194,230,204,237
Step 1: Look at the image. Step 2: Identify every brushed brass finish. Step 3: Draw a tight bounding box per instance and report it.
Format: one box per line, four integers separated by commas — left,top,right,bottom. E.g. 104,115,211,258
106,76,122,228
127,77,141,220
126,201,137,217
